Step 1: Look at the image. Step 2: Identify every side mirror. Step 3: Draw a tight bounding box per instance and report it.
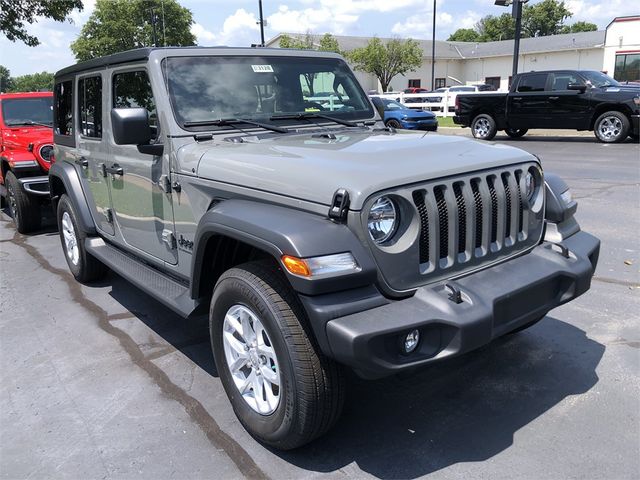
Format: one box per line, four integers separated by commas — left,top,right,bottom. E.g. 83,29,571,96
111,108,151,145
567,83,586,92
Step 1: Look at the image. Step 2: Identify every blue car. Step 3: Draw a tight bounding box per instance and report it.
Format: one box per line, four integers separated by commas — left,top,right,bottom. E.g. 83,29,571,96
371,97,438,131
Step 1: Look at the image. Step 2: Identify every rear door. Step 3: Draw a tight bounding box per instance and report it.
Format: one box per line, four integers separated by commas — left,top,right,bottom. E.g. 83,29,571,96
107,67,177,265
507,73,549,128
546,72,590,129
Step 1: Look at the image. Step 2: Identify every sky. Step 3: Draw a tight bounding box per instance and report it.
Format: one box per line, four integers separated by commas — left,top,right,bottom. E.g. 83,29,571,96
1,0,638,76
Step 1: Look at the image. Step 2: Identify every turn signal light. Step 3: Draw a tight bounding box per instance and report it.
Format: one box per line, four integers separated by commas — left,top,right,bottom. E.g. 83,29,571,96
281,255,311,277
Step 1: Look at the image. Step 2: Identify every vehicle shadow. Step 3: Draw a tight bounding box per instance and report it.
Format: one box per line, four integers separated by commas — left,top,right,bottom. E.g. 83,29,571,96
493,134,638,144
103,274,604,478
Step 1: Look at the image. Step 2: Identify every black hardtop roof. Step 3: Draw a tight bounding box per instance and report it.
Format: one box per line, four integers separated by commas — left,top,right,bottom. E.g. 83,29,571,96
54,46,342,78
518,69,601,75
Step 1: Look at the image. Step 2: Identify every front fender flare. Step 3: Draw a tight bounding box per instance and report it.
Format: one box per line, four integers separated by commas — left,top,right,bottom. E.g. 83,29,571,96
191,199,377,297
48,162,96,235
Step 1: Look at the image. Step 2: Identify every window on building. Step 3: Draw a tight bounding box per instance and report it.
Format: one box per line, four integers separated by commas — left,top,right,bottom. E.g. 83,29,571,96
113,70,157,139
54,80,73,137
435,78,446,88
408,79,421,88
485,76,501,90
614,53,640,82
78,76,102,138
516,73,548,92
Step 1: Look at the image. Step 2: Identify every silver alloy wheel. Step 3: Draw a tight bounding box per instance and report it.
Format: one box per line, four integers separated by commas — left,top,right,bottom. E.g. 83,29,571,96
222,304,281,415
61,211,80,266
474,118,490,137
598,115,622,140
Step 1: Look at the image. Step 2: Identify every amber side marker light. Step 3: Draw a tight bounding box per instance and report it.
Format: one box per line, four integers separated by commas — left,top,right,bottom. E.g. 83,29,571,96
282,255,311,277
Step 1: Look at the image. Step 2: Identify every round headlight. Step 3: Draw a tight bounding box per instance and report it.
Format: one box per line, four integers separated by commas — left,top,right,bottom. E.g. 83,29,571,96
368,196,398,244
525,170,537,202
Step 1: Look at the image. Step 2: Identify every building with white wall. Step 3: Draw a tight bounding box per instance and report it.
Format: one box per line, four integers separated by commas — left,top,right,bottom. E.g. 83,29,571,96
266,15,640,92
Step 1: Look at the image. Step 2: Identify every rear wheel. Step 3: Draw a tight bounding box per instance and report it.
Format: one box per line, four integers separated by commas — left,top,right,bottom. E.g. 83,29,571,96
210,261,345,450
385,119,402,130
594,111,630,143
505,128,528,138
471,114,497,140
5,171,41,234
57,194,107,282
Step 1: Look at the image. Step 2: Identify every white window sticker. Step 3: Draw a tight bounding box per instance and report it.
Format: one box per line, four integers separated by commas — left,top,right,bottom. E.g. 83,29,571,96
252,64,274,73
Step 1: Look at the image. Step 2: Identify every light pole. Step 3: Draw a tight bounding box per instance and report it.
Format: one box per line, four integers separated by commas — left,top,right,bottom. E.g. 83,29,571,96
495,0,529,78
431,0,436,90
257,0,266,47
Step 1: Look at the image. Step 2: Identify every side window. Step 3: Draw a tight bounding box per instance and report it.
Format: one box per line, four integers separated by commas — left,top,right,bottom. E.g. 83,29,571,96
78,75,102,138
551,73,581,91
516,74,548,92
113,70,157,139
54,80,73,137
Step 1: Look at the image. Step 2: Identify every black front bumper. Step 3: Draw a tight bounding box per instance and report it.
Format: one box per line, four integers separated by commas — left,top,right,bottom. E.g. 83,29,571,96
305,231,599,379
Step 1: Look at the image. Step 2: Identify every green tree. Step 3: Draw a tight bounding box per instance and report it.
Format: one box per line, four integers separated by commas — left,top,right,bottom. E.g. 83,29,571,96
0,65,13,93
560,21,598,34
0,0,83,46
476,13,517,42
318,33,342,54
8,72,54,92
71,0,196,62
278,32,315,50
448,28,481,42
522,0,573,37
348,37,422,93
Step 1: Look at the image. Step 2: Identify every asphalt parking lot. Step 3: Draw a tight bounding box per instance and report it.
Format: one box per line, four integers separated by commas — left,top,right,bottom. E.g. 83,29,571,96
1,133,639,479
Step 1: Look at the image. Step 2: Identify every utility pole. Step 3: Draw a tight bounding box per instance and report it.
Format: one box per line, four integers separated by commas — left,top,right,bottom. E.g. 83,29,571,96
431,0,436,90
149,8,158,47
258,0,265,47
494,0,528,78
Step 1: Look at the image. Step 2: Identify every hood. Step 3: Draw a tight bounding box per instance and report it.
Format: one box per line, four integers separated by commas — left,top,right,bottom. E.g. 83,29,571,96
400,109,435,118
186,130,535,210
2,126,52,149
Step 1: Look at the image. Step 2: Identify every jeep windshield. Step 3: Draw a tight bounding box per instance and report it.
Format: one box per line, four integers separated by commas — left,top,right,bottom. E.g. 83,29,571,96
2,97,53,127
163,55,375,130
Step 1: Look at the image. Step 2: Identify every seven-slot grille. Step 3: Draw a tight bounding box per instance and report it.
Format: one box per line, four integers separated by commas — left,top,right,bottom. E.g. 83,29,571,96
411,167,531,271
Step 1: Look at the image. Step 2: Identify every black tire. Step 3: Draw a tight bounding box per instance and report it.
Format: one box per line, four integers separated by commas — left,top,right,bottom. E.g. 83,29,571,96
5,171,41,234
471,114,497,140
507,315,545,335
593,111,630,143
56,194,107,282
505,128,528,138
210,261,345,450
385,119,403,130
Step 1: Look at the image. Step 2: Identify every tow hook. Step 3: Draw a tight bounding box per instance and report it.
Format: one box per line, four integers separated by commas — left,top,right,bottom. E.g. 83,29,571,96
445,283,464,304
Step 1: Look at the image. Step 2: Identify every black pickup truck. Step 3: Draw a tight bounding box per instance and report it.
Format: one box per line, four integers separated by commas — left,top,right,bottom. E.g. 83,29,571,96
453,70,640,143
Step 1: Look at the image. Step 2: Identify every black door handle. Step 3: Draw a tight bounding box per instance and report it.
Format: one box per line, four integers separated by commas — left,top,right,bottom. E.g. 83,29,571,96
104,163,124,176
75,157,89,168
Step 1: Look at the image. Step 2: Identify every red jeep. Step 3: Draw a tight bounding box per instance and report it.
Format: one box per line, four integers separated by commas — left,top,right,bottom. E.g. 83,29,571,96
0,92,53,233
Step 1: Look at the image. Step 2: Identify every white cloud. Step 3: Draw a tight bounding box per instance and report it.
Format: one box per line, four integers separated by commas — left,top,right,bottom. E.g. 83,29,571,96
564,0,638,25
69,0,96,25
391,12,453,37
191,9,260,46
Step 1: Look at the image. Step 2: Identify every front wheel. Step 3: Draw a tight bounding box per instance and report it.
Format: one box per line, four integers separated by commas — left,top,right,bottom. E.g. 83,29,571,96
385,118,403,130
210,261,345,450
57,194,108,282
5,171,41,234
471,114,497,140
505,128,528,138
594,111,630,143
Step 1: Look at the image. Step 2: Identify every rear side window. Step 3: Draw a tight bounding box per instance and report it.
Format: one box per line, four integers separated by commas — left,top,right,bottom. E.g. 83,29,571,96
78,75,102,138
516,74,548,92
112,70,157,139
54,79,74,146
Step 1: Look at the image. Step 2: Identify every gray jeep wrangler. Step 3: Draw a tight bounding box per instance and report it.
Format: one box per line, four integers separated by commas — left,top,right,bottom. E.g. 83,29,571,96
50,47,600,449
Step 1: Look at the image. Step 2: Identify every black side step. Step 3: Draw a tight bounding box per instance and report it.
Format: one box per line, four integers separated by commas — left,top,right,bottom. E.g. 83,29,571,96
85,237,200,317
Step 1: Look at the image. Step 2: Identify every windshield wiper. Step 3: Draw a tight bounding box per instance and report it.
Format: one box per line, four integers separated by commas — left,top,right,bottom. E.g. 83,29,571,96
7,120,52,128
270,112,360,128
183,118,289,133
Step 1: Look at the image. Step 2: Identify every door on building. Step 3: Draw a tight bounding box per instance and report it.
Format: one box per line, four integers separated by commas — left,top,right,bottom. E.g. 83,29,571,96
507,72,550,129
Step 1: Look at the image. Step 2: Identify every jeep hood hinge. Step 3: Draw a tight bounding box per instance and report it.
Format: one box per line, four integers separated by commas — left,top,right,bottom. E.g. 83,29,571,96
328,188,350,222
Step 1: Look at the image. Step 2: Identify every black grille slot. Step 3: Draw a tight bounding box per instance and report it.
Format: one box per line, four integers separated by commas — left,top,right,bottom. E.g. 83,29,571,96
471,180,483,248
487,177,498,243
515,171,523,233
501,173,512,238
453,183,466,254
412,190,430,264
434,186,448,259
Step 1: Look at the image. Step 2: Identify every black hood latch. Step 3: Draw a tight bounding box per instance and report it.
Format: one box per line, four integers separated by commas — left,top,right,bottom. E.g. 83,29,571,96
328,188,350,222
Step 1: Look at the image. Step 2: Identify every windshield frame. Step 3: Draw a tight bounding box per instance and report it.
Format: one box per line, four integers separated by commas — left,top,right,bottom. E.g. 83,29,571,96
161,54,376,132
1,96,53,127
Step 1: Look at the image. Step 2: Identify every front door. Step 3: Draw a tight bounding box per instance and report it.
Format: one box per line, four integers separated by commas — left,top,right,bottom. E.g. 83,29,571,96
507,73,550,129
546,72,591,129
107,68,177,264
75,73,114,235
